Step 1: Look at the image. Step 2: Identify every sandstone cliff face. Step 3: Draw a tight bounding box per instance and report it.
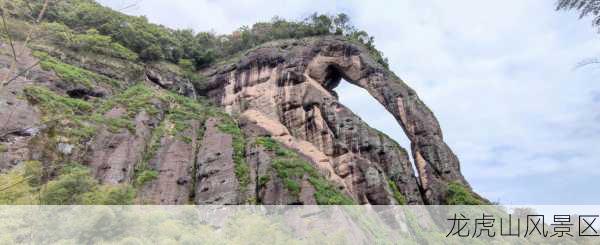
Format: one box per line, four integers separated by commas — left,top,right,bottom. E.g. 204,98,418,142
0,36,482,205
201,37,469,204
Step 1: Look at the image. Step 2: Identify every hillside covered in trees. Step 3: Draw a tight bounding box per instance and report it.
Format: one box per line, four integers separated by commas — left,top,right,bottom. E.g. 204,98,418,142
0,0,484,205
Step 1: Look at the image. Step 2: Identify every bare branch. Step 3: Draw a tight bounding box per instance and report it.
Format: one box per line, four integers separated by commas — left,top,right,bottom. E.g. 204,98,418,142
574,57,600,69
118,0,142,11
2,60,40,87
0,8,17,62
0,176,32,192
1,0,50,87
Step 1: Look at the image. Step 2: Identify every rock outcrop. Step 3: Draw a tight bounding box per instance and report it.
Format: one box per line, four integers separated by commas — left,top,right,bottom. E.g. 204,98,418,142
0,35,482,204
200,36,469,204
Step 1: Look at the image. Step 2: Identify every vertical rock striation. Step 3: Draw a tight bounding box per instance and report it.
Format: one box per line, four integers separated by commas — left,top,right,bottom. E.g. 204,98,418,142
200,36,471,204
0,36,483,205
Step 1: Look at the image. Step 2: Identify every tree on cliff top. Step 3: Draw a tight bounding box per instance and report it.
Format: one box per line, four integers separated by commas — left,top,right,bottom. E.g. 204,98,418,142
556,0,600,67
556,0,600,31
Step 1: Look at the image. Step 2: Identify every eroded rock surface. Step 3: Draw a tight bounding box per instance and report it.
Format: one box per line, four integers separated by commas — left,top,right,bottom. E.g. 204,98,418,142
201,36,472,204
0,36,483,205
195,118,240,204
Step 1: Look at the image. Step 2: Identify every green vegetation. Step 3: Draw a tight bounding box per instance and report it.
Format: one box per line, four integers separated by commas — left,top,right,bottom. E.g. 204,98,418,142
258,175,270,187
41,22,138,61
98,85,210,187
24,85,93,114
256,137,354,204
97,84,160,116
0,143,8,153
388,180,407,205
217,118,250,189
134,120,164,187
89,113,135,133
23,86,97,141
0,161,135,204
8,0,388,69
40,164,99,204
40,164,135,205
0,161,41,204
24,82,210,155
445,181,484,205
33,51,120,88
134,169,159,187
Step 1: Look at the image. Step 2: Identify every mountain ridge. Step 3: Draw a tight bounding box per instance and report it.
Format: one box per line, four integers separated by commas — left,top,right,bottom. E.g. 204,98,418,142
0,0,486,205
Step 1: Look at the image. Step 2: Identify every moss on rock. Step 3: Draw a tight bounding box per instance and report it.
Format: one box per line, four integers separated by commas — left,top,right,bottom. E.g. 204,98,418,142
256,137,354,205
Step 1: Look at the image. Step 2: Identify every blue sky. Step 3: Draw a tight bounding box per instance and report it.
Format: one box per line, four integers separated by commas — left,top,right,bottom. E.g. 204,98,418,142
98,0,600,204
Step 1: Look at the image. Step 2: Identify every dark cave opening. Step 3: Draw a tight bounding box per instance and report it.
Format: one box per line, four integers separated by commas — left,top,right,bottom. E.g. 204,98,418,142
322,65,343,91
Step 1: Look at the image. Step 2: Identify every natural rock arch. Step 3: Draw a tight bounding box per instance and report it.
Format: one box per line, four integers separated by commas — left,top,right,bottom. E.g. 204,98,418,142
201,36,470,204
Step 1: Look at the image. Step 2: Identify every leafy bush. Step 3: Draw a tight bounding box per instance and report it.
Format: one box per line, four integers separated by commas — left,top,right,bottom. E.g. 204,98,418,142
135,169,159,187
23,85,97,141
258,175,270,187
0,161,41,204
33,51,120,88
20,0,388,69
40,164,98,204
217,118,250,188
388,180,406,205
445,181,484,205
37,163,136,204
82,184,136,204
256,137,354,204
24,85,93,115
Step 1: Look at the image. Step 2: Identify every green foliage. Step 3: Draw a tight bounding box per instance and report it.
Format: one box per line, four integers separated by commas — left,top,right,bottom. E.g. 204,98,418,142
556,0,600,32
15,0,388,69
255,137,278,151
178,58,202,82
134,120,164,187
388,180,406,205
162,92,206,132
135,169,159,187
23,83,209,151
89,113,135,133
24,85,92,114
0,16,33,41
39,23,138,60
256,137,354,204
82,184,136,204
0,161,42,204
308,176,354,205
24,86,98,141
94,84,211,187
40,164,97,204
0,161,136,205
71,28,138,61
0,144,8,153
98,84,159,116
139,44,164,61
217,118,250,188
283,178,301,195
23,160,43,187
445,181,484,205
33,51,120,88
33,163,136,205
258,175,270,187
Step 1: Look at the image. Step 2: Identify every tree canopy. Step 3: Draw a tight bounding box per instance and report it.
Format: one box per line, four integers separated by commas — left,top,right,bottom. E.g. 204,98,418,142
556,0,600,31
4,0,388,69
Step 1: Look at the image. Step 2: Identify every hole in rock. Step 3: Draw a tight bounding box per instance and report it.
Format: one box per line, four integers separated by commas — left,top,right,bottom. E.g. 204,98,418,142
323,65,343,91
333,79,418,175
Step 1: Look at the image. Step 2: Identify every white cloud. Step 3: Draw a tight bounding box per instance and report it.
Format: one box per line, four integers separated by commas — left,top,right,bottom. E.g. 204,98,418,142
98,0,600,204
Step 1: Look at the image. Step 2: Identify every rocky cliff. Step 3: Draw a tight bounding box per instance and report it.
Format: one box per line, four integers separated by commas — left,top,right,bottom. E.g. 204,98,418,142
0,19,484,204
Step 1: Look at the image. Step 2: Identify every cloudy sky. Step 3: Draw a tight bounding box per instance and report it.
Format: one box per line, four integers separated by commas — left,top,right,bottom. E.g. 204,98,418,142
98,0,600,204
